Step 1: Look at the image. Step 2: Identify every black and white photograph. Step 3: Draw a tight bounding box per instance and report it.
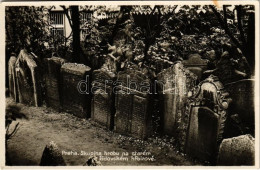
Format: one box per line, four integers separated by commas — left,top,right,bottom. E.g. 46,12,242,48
2,1,259,167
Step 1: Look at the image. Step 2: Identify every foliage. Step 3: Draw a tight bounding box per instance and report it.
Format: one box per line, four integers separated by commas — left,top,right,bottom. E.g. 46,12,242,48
145,5,254,75
5,6,51,57
6,5,255,76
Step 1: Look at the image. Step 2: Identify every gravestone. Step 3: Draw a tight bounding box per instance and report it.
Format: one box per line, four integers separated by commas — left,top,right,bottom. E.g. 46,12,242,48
114,69,153,139
183,54,208,80
225,79,254,133
217,134,255,165
40,141,66,166
8,55,18,102
91,69,116,129
44,57,66,110
61,63,91,118
185,75,231,163
15,50,42,106
156,61,197,144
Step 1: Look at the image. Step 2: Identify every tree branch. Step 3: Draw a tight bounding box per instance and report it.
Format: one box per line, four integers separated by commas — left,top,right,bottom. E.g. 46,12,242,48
6,122,20,140
60,5,73,28
209,5,242,49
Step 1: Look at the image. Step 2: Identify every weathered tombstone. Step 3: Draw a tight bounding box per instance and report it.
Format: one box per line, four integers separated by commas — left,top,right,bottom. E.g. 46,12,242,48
183,54,208,80
114,69,153,139
185,75,231,163
8,55,18,101
40,141,66,166
44,57,66,110
156,61,197,143
91,69,116,129
225,79,254,132
15,50,42,106
61,63,91,118
217,134,255,165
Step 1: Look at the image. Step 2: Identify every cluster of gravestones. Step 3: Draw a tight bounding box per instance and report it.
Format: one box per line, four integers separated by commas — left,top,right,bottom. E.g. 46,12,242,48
8,50,255,165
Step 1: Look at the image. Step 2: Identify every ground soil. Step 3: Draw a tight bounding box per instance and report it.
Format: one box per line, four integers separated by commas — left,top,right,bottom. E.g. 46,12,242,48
6,97,200,166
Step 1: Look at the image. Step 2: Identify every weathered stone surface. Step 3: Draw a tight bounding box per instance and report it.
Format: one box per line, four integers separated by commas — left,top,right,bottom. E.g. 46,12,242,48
185,75,231,163
61,63,91,118
91,69,116,129
183,54,208,80
83,156,102,166
157,61,197,140
225,79,254,131
114,69,153,139
115,87,133,135
8,55,18,101
15,50,42,106
217,134,255,165
40,141,66,166
44,57,66,110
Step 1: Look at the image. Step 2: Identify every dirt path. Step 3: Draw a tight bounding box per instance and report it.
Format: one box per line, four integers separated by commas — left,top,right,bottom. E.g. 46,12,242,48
6,97,198,166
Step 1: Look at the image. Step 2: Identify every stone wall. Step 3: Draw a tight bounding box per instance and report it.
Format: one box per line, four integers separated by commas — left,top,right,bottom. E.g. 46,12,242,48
15,50,42,106
61,63,91,118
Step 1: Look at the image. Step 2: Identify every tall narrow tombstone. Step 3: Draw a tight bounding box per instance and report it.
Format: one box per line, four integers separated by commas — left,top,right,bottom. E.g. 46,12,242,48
183,54,208,80
61,63,91,118
114,69,153,139
157,61,197,141
44,57,66,110
15,50,42,106
185,75,231,163
8,55,18,102
91,69,116,129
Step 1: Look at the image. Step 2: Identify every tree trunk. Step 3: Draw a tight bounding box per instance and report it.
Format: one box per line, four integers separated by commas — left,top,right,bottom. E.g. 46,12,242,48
71,6,80,63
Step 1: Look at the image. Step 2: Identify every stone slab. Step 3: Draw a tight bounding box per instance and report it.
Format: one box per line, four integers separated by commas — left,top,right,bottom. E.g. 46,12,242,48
44,57,66,110
15,50,42,106
61,63,91,118
8,56,18,101
217,134,255,165
157,62,197,137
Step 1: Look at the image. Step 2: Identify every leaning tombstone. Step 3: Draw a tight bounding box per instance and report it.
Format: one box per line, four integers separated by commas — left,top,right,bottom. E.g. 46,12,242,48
182,53,208,81
8,55,18,102
114,69,153,139
15,50,42,106
91,69,116,130
40,141,66,166
61,63,91,118
156,61,197,147
185,75,232,163
217,134,255,165
44,57,66,110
